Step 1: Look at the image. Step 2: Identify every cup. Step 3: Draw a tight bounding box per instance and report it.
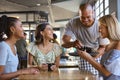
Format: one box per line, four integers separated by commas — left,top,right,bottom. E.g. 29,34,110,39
47,63,54,71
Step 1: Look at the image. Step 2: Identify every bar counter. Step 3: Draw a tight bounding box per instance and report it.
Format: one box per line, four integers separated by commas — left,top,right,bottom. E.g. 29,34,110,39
18,68,96,80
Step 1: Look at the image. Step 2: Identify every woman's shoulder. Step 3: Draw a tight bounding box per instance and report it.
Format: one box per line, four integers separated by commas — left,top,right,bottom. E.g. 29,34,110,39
109,49,120,58
0,41,9,49
104,49,120,76
104,49,120,64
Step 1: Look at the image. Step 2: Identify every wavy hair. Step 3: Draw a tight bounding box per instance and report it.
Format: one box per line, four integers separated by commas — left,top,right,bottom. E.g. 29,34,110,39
35,22,50,45
99,15,120,40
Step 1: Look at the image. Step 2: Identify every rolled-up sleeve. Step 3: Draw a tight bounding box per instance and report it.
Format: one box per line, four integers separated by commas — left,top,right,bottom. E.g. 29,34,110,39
64,21,76,40
99,38,110,45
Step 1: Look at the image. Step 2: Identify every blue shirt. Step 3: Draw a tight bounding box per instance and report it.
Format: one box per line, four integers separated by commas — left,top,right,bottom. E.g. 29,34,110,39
0,41,18,73
101,49,120,80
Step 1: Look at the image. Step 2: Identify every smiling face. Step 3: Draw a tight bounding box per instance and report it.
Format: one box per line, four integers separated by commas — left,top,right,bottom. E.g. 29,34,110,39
79,9,94,27
41,25,53,40
99,23,109,38
11,20,24,39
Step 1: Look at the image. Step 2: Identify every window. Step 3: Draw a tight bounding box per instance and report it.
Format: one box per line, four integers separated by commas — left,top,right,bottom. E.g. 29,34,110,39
100,3,103,13
95,0,109,18
100,13,104,17
96,8,99,17
105,0,109,8
100,0,103,3
105,8,109,15
95,1,99,8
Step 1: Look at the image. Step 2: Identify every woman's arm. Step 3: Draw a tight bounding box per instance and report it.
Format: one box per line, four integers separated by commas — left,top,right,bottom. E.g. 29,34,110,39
0,66,39,80
0,66,21,80
77,50,111,77
55,56,61,68
50,56,60,71
28,53,34,65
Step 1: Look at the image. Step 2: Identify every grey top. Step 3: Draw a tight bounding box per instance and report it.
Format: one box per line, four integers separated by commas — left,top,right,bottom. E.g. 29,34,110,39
64,16,100,50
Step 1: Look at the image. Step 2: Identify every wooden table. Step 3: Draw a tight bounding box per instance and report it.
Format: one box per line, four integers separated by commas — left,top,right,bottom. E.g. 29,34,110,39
18,68,96,80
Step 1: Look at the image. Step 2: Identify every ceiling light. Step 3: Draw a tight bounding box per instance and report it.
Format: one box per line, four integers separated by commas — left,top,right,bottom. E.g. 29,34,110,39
36,4,41,6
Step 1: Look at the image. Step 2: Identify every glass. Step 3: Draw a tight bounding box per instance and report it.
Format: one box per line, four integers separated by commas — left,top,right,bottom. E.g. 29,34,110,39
100,3,103,13
97,16,100,20
100,13,103,17
95,0,99,8
100,0,103,3
105,0,109,8
96,8,99,17
105,8,109,15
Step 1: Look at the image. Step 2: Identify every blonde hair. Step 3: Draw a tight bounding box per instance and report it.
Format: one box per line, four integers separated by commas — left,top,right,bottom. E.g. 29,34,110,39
99,15,120,40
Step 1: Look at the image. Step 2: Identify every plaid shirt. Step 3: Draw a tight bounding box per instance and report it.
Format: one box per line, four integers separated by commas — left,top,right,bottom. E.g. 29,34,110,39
78,57,101,75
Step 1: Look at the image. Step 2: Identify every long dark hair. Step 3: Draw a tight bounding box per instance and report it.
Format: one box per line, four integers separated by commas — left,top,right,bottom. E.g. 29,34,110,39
0,15,19,42
35,22,50,45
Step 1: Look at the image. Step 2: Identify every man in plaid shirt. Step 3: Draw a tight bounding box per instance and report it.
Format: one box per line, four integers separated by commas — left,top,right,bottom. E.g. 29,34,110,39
62,3,109,75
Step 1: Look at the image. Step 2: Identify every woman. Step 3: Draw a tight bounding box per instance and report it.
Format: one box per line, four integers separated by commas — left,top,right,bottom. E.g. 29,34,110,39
0,15,39,80
77,15,120,80
27,22,62,71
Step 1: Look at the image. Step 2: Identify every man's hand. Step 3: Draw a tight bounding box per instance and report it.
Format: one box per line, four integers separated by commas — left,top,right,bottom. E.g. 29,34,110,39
73,40,83,49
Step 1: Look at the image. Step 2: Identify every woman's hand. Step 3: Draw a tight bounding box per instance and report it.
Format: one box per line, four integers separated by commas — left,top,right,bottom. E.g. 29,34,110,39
19,67,40,75
77,49,95,60
39,63,48,71
51,65,58,71
38,63,58,71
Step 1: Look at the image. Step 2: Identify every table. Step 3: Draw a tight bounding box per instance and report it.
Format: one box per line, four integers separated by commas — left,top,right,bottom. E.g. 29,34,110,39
18,68,96,80
28,59,78,68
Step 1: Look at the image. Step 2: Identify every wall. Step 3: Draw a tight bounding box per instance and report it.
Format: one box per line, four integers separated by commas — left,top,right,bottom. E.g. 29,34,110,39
109,0,120,21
